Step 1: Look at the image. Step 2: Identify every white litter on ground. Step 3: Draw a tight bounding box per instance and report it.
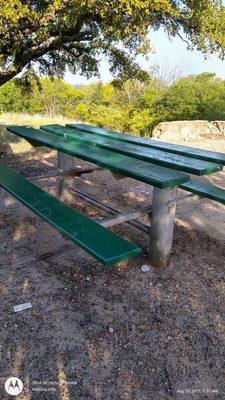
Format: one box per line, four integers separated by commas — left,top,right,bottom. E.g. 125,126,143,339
141,264,150,272
13,303,32,312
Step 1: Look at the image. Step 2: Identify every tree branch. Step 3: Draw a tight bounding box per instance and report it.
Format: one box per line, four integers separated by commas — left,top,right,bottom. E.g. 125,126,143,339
0,28,96,85
0,11,97,86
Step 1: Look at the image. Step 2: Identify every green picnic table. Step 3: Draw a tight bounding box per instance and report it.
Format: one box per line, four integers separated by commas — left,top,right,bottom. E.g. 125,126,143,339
1,123,225,268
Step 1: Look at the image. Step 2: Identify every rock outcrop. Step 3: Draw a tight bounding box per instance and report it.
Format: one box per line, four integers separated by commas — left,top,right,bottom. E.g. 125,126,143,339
152,120,225,141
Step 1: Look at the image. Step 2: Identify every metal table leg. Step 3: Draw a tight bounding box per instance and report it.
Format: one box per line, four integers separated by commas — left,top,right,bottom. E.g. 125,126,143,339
57,152,74,203
149,186,178,268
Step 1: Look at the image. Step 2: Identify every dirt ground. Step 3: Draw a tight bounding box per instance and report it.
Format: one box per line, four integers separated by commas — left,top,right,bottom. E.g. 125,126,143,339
0,133,225,400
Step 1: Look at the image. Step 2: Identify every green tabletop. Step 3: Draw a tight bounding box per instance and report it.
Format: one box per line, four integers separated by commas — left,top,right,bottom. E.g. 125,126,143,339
69,123,225,166
41,124,223,176
7,125,190,189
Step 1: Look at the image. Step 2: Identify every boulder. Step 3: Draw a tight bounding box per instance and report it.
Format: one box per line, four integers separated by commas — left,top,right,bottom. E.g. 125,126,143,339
152,120,209,141
209,121,225,137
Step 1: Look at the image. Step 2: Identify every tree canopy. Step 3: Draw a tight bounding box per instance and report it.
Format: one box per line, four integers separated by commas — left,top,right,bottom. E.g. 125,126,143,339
1,1,225,86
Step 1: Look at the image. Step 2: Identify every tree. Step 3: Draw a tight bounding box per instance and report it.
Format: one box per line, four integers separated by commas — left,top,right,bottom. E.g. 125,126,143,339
30,77,83,117
0,80,25,112
1,1,225,86
0,77,84,117
152,73,225,122
153,76,199,121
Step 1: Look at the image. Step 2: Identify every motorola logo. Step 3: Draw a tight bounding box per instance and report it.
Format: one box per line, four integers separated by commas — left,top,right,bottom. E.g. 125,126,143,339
5,377,23,396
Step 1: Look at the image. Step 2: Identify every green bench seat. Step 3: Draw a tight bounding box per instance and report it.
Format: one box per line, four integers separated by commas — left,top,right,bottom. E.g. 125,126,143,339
68,123,225,166
180,179,225,205
41,124,222,176
0,163,141,265
7,125,189,189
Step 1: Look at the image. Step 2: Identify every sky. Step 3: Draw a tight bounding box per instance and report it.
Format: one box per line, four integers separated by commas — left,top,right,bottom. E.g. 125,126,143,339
64,28,225,85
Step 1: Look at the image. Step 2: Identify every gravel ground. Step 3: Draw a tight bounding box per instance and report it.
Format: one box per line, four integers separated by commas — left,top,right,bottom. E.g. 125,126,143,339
0,135,225,400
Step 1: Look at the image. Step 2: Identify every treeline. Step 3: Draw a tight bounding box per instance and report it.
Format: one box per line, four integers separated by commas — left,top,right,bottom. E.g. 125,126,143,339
1,73,225,136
